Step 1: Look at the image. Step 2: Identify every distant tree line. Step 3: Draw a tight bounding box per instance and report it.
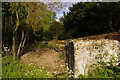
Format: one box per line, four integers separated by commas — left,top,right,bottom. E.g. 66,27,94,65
60,2,120,39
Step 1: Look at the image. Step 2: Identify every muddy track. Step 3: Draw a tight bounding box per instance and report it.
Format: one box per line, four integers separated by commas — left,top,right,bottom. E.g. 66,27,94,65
21,48,66,72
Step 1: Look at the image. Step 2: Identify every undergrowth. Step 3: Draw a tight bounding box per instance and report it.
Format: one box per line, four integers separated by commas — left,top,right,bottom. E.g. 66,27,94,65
2,55,71,78
2,55,54,78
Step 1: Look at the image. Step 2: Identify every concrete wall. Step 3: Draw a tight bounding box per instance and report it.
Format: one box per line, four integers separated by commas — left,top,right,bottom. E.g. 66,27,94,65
73,39,120,77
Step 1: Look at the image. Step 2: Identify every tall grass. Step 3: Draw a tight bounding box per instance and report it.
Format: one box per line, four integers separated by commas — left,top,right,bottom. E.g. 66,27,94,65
2,55,54,78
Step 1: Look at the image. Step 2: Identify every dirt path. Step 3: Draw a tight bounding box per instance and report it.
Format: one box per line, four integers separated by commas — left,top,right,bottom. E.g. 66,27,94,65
21,48,66,72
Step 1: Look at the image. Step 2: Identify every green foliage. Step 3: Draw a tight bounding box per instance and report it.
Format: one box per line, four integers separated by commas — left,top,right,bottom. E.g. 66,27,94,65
25,2,55,31
78,74,87,78
2,55,73,78
2,2,56,58
77,56,120,78
2,2,27,47
48,21,64,40
2,55,54,78
3,52,119,78
87,52,120,78
32,44,46,49
61,2,120,39
88,65,120,78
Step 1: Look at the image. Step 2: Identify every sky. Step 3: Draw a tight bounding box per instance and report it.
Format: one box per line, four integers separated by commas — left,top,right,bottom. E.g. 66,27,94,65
55,2,74,21
44,2,76,21
44,0,101,22
41,0,114,21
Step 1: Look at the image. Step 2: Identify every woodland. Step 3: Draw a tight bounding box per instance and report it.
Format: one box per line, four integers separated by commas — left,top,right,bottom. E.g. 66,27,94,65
2,2,120,78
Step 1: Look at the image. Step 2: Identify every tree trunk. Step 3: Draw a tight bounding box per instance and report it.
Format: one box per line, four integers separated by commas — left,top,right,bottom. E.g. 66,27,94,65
15,10,19,32
17,30,27,58
12,31,16,59
12,10,19,59
17,30,24,57
22,34,27,48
